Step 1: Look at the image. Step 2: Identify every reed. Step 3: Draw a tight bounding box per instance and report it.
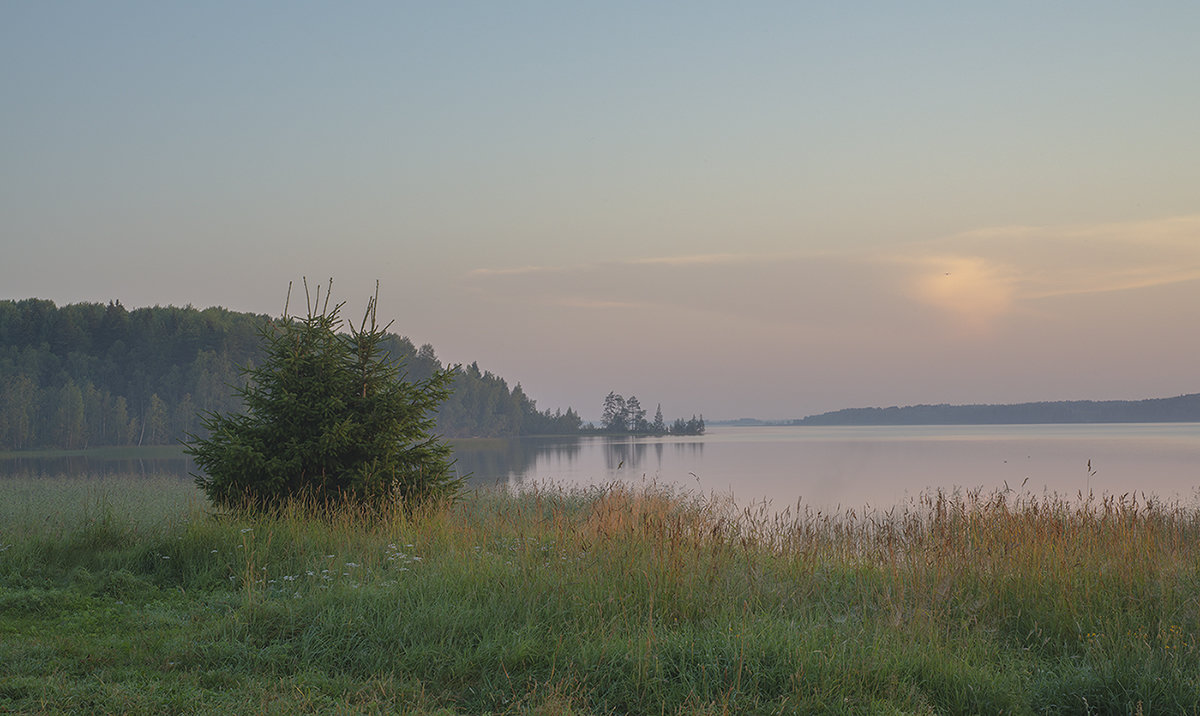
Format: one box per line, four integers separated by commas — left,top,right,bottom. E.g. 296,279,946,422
1,476,1198,713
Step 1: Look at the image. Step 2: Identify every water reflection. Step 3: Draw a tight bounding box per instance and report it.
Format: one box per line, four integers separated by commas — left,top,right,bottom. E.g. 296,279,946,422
450,434,708,491
451,436,582,487
601,436,703,473
0,453,195,480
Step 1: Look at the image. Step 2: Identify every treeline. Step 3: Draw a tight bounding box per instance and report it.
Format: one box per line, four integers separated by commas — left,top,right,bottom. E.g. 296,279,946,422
0,299,264,450
428,357,582,438
595,392,705,436
0,299,579,450
795,394,1200,426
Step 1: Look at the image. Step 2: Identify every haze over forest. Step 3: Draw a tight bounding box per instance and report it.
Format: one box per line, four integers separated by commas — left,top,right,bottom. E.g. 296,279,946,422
3,5,1199,419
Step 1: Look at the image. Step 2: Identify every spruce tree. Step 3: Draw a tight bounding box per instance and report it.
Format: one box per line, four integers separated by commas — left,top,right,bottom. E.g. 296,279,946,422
651,404,666,435
186,282,459,509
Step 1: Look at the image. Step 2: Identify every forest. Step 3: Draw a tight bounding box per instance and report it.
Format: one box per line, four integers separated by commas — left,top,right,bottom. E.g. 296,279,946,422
0,298,581,451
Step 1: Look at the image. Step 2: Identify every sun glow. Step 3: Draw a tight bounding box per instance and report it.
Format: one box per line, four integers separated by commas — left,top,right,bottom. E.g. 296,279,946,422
912,256,1017,333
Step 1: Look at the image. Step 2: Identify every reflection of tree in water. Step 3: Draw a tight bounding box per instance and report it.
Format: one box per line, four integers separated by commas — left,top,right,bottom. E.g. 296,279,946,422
451,436,582,487
0,455,195,479
605,436,704,473
448,435,704,487
604,436,645,471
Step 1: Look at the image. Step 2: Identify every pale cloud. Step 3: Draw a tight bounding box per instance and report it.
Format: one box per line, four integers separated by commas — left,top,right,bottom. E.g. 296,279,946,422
557,298,648,310
883,214,1200,331
1024,265,1200,300
936,215,1200,299
467,264,573,277
469,250,789,276
466,249,915,336
628,252,779,267
465,215,1200,339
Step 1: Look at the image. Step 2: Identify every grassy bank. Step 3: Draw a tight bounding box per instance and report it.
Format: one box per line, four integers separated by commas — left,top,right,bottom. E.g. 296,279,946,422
1,477,1198,714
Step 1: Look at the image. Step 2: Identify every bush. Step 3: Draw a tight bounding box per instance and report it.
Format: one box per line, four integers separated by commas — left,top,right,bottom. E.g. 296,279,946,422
186,282,460,509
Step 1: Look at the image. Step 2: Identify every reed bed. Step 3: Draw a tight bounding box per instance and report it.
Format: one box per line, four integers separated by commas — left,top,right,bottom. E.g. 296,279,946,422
1,476,1198,713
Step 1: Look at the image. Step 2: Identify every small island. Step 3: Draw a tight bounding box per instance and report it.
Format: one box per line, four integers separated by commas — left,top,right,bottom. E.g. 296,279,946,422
584,391,705,435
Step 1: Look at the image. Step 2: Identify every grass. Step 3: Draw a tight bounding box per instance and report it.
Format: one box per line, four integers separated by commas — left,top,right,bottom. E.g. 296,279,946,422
1,476,1199,714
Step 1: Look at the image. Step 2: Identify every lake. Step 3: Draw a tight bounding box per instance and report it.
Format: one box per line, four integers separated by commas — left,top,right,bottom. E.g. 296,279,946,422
4,424,1198,509
451,424,1200,510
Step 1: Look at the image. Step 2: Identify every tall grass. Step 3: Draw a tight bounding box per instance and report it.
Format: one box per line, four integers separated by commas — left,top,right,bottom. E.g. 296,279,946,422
2,476,1199,713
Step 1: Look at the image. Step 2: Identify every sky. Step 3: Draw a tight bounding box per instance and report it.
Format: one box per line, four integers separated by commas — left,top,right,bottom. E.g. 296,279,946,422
3,2,1199,421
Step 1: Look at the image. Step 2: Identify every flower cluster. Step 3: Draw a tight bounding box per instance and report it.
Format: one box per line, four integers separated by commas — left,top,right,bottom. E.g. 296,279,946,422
385,543,422,571
217,531,428,596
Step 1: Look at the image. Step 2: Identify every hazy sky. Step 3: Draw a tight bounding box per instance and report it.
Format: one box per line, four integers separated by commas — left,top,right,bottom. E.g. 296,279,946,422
4,3,1199,420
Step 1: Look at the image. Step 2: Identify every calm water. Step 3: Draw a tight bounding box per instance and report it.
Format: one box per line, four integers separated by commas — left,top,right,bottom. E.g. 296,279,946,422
0,450,197,480
4,424,1199,509
452,424,1200,509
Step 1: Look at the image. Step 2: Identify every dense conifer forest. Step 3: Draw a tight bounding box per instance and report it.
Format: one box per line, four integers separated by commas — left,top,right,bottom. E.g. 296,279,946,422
0,299,580,450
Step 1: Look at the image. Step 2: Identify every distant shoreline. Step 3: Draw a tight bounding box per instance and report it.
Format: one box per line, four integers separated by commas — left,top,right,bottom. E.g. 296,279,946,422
713,392,1200,427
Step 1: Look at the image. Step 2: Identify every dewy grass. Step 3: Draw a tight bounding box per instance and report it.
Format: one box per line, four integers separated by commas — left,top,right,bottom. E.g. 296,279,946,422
2,477,1199,714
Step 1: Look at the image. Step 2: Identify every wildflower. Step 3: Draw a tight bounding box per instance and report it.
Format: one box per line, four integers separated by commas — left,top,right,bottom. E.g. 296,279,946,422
240,528,253,534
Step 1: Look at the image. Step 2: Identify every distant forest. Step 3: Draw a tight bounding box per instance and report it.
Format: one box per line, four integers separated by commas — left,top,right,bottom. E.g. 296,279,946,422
0,298,581,450
795,394,1200,426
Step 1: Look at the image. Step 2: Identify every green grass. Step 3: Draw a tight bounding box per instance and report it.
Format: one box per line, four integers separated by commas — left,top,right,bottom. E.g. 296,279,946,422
2,477,1199,714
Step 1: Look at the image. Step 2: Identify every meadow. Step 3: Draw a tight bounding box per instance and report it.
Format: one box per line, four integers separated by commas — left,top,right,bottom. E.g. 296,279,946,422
1,475,1198,714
